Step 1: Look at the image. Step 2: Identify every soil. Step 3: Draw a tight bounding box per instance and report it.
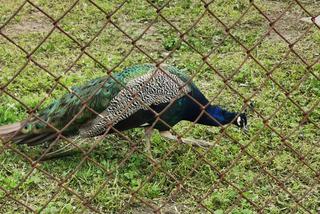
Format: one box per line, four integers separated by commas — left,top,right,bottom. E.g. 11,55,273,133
2,11,52,36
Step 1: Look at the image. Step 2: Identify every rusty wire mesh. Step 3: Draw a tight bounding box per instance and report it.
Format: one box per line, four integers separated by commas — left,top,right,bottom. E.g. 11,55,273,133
0,0,319,213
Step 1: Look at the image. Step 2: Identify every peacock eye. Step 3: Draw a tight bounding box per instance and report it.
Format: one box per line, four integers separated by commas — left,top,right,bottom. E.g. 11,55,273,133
21,124,30,133
32,123,43,134
34,123,41,130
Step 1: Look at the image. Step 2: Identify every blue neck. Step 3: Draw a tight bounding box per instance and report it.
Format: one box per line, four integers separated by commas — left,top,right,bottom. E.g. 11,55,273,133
185,87,238,126
197,105,237,126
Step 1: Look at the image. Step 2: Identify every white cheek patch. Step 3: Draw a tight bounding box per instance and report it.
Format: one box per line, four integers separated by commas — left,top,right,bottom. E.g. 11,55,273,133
237,116,241,126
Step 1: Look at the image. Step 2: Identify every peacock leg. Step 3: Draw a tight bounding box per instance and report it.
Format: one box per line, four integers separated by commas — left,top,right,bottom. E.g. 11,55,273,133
144,127,154,161
159,131,213,148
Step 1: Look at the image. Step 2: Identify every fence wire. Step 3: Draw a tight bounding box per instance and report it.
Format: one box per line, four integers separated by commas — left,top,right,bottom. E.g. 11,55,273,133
0,0,319,213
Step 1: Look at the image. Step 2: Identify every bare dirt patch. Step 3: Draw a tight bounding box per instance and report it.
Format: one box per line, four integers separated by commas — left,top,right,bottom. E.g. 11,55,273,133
2,11,52,36
263,1,316,42
270,12,311,42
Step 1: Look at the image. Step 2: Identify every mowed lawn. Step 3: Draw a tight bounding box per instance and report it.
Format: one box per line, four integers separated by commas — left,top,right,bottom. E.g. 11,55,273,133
0,0,319,213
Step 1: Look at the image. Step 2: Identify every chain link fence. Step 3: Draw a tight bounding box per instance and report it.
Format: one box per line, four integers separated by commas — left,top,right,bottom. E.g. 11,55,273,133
0,0,319,213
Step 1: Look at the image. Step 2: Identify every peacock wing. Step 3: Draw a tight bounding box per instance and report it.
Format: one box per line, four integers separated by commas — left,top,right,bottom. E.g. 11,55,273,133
37,64,161,131
79,68,192,137
36,76,120,132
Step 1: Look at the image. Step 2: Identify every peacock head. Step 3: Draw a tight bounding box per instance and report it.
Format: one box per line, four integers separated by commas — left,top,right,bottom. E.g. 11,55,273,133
234,113,248,131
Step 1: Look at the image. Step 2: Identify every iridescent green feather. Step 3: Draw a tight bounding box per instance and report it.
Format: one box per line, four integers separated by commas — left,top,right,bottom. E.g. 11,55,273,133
23,64,192,135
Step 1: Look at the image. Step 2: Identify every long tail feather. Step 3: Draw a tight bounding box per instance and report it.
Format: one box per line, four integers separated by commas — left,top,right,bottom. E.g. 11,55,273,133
1,122,84,160
0,121,56,146
25,133,57,146
0,122,23,142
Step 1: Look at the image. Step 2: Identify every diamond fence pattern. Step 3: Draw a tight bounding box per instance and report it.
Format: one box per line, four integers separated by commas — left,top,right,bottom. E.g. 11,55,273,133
0,0,319,213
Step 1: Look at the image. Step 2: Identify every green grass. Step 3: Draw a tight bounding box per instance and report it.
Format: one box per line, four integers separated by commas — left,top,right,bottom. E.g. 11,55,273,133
0,0,319,213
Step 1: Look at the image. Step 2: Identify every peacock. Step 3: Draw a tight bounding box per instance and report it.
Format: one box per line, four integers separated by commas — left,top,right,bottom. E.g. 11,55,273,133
0,64,247,159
